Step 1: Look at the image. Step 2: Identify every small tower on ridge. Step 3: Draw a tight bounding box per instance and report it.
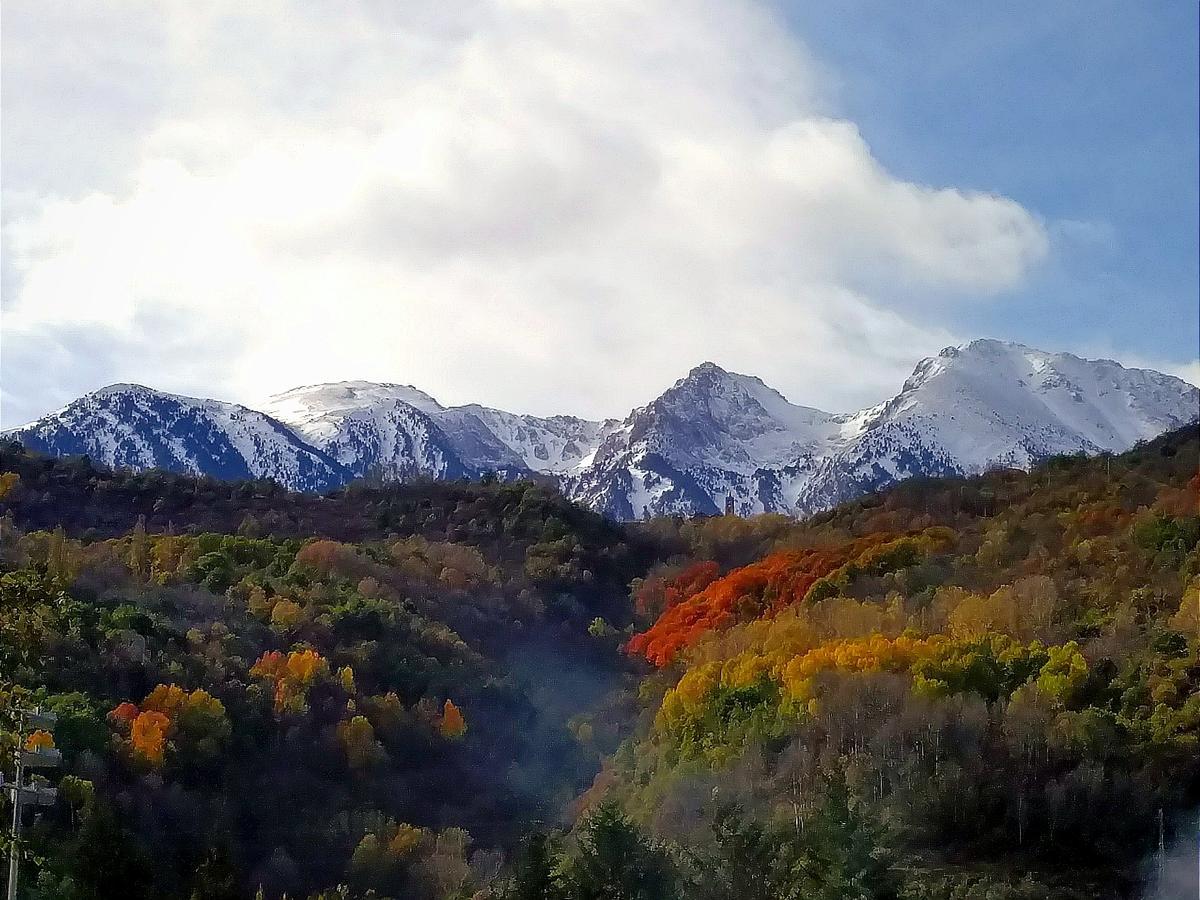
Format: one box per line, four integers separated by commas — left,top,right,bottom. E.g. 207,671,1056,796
724,494,736,516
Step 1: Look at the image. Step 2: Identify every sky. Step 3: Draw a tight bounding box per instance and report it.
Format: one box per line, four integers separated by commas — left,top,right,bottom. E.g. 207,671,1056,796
2,0,1197,429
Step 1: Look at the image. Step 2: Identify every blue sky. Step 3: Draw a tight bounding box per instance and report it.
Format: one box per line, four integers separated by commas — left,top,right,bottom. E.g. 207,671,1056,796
778,0,1199,366
2,1,1197,429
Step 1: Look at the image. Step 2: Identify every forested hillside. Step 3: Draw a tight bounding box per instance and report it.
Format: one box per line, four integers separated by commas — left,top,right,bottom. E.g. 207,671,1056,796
0,448,649,899
595,426,1200,899
1,428,1196,899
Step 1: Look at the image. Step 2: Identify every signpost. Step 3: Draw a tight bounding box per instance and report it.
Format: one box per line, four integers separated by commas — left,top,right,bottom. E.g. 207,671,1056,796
4,708,59,900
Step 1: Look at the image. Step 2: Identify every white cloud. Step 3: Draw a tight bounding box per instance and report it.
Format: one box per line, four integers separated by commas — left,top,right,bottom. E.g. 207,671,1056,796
1113,354,1200,391
1,0,1049,427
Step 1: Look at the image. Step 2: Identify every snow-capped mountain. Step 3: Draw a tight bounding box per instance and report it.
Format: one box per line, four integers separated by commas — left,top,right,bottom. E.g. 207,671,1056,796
6,340,1197,519
261,382,473,481
576,341,1197,518
794,340,1200,513
6,384,350,491
570,362,849,519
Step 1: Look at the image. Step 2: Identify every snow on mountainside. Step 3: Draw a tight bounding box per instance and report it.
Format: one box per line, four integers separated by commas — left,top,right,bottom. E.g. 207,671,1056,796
866,340,1197,464
793,340,1200,513
261,382,470,481
260,381,617,480
5,384,349,491
5,341,1197,520
262,381,444,440
571,362,847,519
451,408,619,480
579,342,1197,519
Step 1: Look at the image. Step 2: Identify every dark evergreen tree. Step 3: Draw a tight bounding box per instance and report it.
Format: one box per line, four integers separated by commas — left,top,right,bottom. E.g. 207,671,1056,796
804,779,898,900
561,803,677,900
501,831,563,900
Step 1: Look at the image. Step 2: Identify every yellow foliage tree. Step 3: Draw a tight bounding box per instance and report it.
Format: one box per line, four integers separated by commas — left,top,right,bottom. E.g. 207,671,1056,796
150,534,191,583
1032,642,1088,706
175,688,232,757
128,516,151,581
0,472,20,499
1171,577,1199,637
247,585,272,619
389,823,427,856
286,648,327,684
142,683,189,719
338,715,385,769
270,599,305,632
46,526,76,583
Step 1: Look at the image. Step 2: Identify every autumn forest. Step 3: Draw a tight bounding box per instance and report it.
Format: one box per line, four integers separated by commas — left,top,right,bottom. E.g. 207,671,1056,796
0,427,1197,899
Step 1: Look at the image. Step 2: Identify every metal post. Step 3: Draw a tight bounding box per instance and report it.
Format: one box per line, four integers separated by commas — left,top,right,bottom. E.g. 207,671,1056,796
6,712,24,900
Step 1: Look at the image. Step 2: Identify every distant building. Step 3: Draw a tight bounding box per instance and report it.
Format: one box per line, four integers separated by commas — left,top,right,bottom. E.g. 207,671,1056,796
724,494,736,516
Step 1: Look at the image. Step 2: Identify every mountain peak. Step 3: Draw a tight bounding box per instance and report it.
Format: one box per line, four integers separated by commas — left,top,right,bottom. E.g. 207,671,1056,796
264,381,444,424
675,361,778,399
667,362,776,405
92,381,153,392
88,382,168,400
963,337,1021,352
936,338,1034,362
269,380,440,405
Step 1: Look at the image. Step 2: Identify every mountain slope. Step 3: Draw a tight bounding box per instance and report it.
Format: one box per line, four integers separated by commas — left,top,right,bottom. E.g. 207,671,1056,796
261,381,616,480
444,405,619,475
571,342,1198,518
568,362,846,519
871,339,1197,463
795,340,1200,512
6,384,350,491
261,382,473,481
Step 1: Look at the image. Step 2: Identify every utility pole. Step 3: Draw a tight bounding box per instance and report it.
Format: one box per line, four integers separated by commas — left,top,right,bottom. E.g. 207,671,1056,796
4,749,17,900
1156,807,1165,886
4,708,60,900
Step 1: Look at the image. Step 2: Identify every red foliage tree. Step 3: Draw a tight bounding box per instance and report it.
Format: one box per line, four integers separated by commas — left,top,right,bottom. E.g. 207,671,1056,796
627,535,906,666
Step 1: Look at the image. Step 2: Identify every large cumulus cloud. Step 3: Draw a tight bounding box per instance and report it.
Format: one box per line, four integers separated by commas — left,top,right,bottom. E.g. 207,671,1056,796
1,0,1049,427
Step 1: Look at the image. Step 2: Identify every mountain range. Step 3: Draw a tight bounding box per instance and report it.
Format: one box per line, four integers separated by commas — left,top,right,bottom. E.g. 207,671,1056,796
7,339,1197,519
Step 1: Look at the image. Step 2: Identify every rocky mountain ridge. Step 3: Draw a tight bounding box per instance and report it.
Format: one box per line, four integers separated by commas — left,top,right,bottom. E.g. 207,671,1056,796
8,340,1197,518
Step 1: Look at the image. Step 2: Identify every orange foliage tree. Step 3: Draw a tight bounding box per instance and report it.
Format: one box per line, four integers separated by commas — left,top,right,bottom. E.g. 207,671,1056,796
439,699,467,739
110,685,231,768
24,730,54,751
293,540,369,580
250,648,331,713
129,710,171,767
